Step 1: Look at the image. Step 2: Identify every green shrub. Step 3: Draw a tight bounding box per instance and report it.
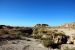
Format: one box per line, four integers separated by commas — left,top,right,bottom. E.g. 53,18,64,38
55,31,65,36
41,37,54,47
33,34,42,39
0,29,9,35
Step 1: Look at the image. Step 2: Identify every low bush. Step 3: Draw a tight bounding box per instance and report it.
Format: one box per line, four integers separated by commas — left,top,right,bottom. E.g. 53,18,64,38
41,37,54,47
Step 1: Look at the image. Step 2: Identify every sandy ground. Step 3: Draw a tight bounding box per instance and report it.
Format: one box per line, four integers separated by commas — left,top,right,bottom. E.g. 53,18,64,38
0,38,53,50
58,29,75,36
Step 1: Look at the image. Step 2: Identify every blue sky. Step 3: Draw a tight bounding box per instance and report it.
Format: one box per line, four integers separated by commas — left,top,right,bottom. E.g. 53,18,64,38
0,0,75,26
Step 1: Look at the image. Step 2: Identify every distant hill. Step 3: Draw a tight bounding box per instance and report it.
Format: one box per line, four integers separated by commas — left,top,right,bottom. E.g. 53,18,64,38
0,22,75,31
58,22,75,29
